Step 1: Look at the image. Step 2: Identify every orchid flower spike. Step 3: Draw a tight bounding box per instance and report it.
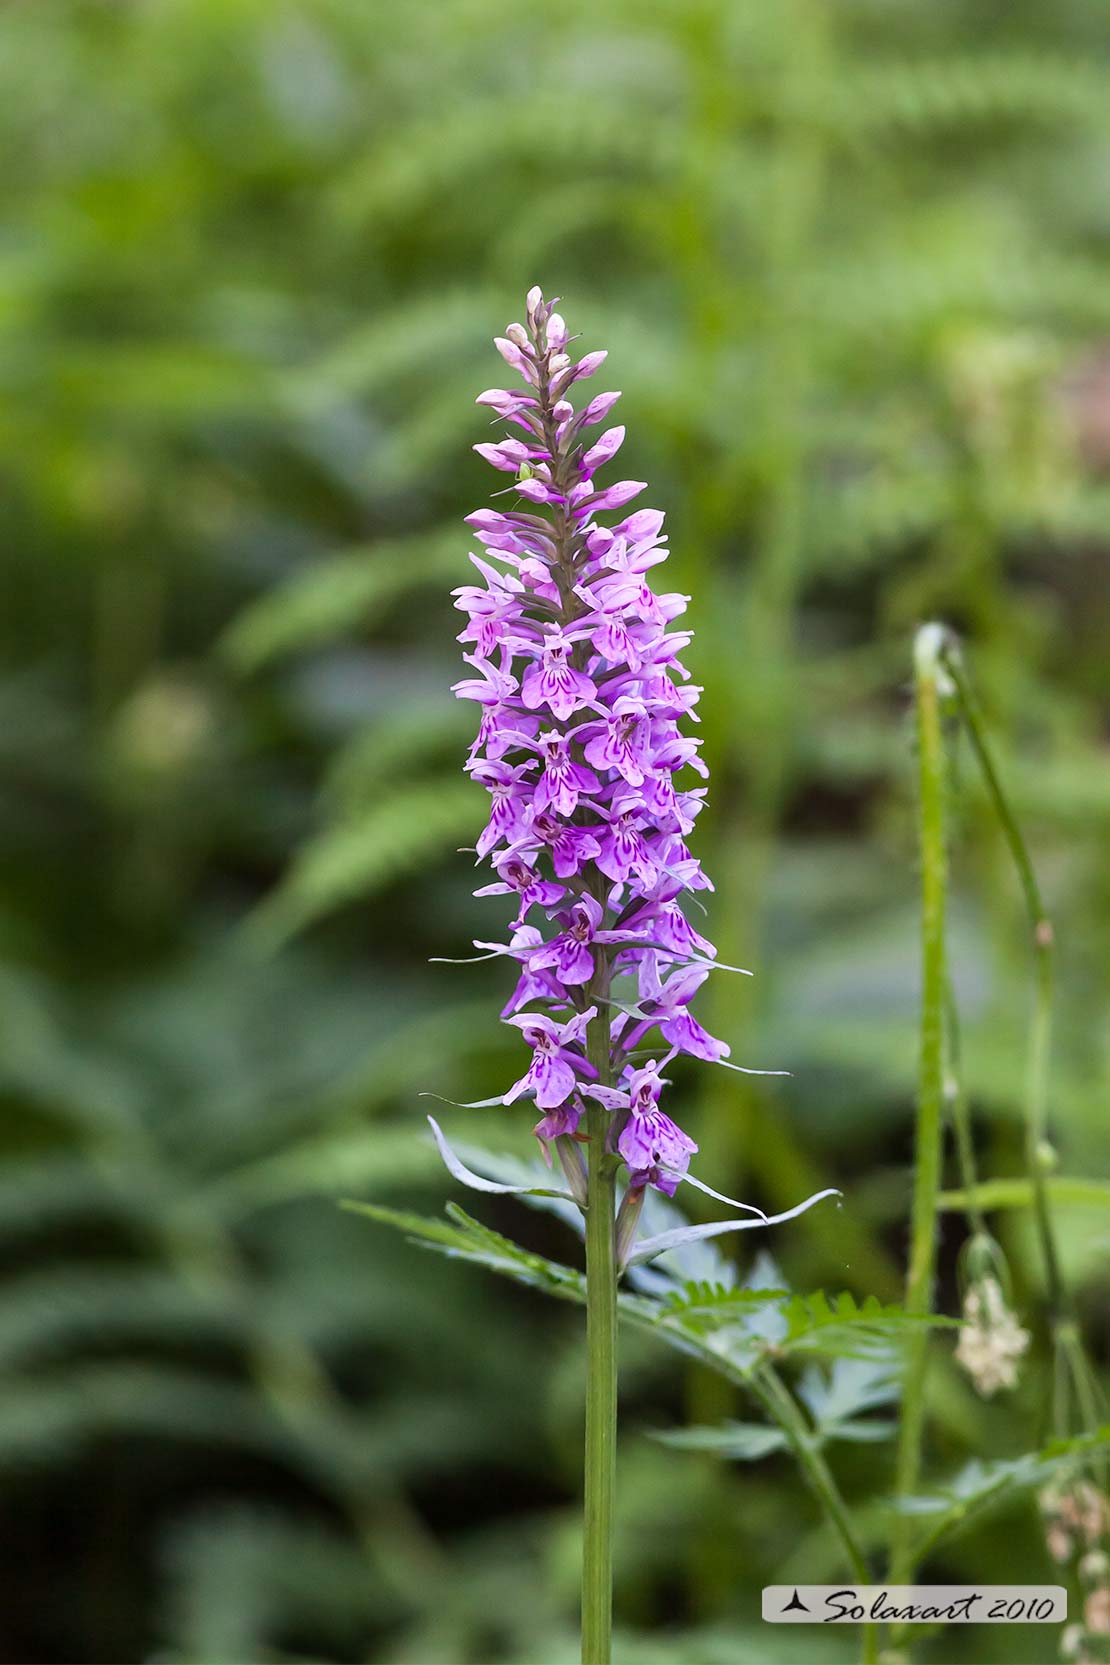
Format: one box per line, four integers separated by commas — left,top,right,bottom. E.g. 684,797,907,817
442,289,830,1256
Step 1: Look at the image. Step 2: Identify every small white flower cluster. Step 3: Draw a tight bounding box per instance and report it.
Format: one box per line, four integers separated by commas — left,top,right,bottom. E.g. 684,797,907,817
954,1274,1030,1396
1044,1480,1110,1665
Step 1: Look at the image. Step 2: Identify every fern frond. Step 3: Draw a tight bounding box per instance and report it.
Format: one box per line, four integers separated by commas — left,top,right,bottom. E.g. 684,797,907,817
221,530,460,672
244,780,481,948
331,96,690,229
0,1268,242,1371
904,1427,1110,1562
292,288,505,399
0,1365,296,1472
161,1505,391,1663
322,705,472,814
835,56,1110,137
0,1158,156,1244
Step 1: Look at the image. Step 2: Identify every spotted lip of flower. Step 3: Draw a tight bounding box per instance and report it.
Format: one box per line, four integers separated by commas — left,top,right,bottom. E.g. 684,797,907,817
581,698,651,786
520,626,597,720
528,896,604,986
531,730,600,817
503,1007,597,1110
473,851,565,926
583,1063,698,1196
454,287,753,1197
631,962,731,1063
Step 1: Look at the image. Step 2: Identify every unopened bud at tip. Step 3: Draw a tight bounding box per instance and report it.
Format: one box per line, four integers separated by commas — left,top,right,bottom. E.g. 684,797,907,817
1036,1139,1058,1173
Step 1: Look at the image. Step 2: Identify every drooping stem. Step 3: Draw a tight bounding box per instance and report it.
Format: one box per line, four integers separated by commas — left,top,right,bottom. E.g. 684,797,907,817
889,624,950,1593
943,981,988,1240
937,642,1065,1316
582,1002,618,1665
752,1365,878,1665
939,640,1105,1461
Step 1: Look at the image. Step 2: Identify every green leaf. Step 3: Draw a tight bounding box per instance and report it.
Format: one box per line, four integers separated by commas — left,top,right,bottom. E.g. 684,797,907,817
652,1421,790,1461
658,1284,956,1362
338,1200,475,1255
341,1199,589,1307
776,1292,959,1359
658,1284,793,1325
425,1117,576,1202
626,1187,840,1268
899,1426,1110,1561
797,1355,901,1444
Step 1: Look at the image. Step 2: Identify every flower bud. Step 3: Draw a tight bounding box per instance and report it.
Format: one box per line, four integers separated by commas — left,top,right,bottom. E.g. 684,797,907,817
1036,1138,1059,1173
615,1185,646,1269
1081,1550,1110,1587
1086,1587,1110,1635
555,1136,589,1209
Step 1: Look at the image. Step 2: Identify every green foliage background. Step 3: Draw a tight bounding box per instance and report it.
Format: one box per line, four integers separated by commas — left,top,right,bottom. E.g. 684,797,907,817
2,0,1109,1660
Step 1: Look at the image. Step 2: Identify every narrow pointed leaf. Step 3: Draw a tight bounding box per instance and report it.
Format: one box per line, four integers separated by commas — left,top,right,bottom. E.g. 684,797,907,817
419,1091,507,1110
713,1058,792,1078
669,1169,779,1216
427,1117,575,1201
626,1188,841,1267
652,1422,790,1460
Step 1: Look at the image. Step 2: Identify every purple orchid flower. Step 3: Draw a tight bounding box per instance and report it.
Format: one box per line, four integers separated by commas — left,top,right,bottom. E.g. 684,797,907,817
582,1062,698,1197
626,960,731,1062
520,625,597,720
528,895,606,986
581,696,651,787
452,289,756,1198
533,1097,584,1143
503,1007,597,1109
474,851,565,926
531,729,600,816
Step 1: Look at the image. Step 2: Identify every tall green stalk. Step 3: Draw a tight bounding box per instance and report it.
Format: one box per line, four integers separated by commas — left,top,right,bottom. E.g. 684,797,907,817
582,1005,618,1665
891,622,1104,1623
938,639,1104,1453
943,984,988,1241
937,643,1064,1312
889,624,950,1589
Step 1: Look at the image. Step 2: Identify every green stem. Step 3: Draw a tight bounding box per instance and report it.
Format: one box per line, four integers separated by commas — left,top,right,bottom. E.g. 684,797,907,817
534,306,621,1665
582,1004,617,1665
938,643,1065,1313
753,1366,877,1665
943,981,988,1240
940,641,1105,1469
890,625,950,1594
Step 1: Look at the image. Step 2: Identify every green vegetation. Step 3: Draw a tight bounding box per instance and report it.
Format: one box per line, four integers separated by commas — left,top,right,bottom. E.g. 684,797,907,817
2,2,1110,1661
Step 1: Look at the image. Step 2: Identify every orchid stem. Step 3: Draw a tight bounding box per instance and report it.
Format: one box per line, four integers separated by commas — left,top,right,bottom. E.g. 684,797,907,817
582,1004,618,1665
890,625,950,1598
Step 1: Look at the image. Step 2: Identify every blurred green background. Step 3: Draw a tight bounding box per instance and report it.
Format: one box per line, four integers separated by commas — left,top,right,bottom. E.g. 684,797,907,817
3,1,1110,1660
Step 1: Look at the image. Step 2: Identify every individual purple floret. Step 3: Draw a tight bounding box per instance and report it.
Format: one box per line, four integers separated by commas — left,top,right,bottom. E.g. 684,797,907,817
453,287,736,1198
